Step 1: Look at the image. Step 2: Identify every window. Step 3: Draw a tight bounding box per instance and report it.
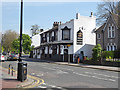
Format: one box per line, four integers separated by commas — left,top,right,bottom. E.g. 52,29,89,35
108,24,115,38
62,30,70,40
61,26,71,40
106,43,117,51
52,45,57,54
49,32,52,42
112,26,115,38
97,33,101,39
55,31,58,41
77,30,83,45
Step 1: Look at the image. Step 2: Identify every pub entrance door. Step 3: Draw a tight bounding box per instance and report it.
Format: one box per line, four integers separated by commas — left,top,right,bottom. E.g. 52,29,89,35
64,49,68,62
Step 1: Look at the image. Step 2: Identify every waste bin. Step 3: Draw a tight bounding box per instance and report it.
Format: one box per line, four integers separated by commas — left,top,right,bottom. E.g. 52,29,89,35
17,62,27,82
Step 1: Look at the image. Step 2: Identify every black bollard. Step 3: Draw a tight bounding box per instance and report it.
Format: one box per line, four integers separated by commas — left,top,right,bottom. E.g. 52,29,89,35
8,64,11,74
11,67,13,76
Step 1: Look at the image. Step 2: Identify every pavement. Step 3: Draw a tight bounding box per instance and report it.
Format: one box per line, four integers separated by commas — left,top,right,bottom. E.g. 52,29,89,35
23,57,120,72
0,62,44,89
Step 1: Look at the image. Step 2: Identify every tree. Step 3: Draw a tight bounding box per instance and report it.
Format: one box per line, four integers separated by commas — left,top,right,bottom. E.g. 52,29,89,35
31,24,39,36
95,1,120,25
30,24,43,36
92,44,102,61
12,34,32,54
2,30,19,52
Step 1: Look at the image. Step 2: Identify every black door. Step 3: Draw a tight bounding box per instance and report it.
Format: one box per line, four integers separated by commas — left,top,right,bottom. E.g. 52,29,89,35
64,49,68,62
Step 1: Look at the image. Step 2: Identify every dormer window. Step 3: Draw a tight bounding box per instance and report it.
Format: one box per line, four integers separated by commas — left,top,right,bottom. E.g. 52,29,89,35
61,26,71,40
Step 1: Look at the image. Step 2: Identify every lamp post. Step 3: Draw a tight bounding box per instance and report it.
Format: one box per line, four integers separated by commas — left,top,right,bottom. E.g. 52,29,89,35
19,0,23,62
17,0,27,82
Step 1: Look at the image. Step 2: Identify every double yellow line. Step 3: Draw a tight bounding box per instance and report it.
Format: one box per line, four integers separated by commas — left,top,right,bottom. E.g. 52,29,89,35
0,65,44,88
24,74,44,88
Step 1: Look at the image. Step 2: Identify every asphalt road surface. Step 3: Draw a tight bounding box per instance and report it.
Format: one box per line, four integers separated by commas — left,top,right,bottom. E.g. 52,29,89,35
1,57,119,89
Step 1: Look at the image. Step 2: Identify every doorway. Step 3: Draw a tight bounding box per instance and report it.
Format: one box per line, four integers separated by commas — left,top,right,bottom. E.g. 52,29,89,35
64,49,68,62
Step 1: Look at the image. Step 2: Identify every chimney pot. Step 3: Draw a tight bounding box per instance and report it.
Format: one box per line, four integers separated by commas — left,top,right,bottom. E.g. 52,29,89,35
76,13,80,19
90,12,93,17
60,21,61,24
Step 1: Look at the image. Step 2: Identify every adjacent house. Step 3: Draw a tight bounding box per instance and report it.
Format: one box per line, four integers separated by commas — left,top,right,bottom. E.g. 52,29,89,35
95,13,120,51
32,12,96,62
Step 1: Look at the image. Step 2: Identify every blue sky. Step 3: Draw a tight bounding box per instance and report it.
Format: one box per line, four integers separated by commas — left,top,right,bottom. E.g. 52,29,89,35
2,2,100,36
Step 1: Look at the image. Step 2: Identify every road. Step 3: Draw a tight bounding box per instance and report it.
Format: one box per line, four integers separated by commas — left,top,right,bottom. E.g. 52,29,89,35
1,57,119,89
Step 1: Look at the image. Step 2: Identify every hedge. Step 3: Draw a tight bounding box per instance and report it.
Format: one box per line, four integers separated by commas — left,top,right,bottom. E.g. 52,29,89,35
102,51,120,59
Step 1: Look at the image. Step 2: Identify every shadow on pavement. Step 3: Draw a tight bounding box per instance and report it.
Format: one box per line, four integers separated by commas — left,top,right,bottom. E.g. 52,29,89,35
3,78,19,82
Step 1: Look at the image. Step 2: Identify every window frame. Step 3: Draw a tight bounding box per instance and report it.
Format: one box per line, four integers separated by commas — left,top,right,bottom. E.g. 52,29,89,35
61,26,71,40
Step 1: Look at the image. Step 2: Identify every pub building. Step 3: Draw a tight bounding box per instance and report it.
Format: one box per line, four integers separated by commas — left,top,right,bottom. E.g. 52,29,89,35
32,12,96,62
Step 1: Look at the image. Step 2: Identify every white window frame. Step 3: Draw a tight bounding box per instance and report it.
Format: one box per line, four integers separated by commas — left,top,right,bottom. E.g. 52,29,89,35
108,24,115,38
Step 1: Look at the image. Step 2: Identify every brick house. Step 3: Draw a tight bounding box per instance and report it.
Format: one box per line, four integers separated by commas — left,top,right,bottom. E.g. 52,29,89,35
95,13,120,51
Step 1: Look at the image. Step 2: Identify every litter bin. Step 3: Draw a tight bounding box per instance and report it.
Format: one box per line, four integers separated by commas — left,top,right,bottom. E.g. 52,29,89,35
17,62,27,82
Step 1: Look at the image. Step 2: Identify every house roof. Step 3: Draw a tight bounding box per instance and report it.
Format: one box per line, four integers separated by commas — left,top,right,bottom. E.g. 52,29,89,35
96,13,120,32
95,23,106,32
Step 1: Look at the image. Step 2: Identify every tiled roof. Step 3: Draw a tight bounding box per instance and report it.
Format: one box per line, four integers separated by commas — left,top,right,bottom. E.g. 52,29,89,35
95,23,106,32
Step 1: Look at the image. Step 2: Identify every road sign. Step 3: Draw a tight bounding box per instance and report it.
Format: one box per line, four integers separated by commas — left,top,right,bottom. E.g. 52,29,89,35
67,44,71,47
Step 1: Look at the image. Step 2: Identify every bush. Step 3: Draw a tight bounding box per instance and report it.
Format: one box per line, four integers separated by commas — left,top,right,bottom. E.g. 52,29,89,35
102,50,120,59
92,44,102,61
102,51,114,59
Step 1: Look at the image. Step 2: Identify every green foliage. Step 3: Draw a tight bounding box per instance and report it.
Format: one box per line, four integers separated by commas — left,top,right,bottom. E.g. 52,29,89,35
102,50,120,59
92,44,102,61
12,34,32,54
102,51,114,59
2,30,18,52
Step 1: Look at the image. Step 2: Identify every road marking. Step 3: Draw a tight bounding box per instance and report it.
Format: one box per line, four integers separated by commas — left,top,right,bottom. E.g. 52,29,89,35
43,67,57,71
0,66,45,88
38,86,47,88
55,67,73,71
36,74,44,77
56,70,68,74
47,84,63,89
42,83,46,85
31,73,35,75
85,72,119,79
73,72,116,82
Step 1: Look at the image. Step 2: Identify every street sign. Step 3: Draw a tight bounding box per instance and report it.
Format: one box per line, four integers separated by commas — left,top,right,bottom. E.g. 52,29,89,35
67,44,71,47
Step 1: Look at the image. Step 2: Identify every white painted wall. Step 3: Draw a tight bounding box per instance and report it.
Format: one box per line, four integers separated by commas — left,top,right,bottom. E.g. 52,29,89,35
68,45,73,54
73,15,96,58
45,47,48,54
58,20,74,41
31,34,40,47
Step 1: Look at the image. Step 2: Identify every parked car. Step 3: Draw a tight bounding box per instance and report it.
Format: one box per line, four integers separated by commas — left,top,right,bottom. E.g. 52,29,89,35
0,53,5,62
7,53,19,61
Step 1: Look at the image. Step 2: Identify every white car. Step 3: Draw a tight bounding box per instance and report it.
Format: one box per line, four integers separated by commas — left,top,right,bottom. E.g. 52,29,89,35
0,54,5,62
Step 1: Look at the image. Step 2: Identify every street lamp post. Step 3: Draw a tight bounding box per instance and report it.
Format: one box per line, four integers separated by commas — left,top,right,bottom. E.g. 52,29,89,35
17,0,27,82
19,0,23,62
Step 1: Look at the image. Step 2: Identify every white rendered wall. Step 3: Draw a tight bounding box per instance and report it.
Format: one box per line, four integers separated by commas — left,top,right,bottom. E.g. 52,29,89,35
31,34,40,47
58,20,74,41
68,45,73,54
73,15,96,58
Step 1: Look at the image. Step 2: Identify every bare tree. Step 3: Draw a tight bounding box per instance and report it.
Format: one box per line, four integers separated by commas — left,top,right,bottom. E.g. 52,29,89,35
31,24,40,36
2,30,19,52
95,0,120,25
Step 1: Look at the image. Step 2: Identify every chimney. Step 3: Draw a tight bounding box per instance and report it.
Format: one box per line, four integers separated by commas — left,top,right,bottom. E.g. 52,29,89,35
76,13,80,19
60,21,62,25
53,21,58,27
90,12,93,17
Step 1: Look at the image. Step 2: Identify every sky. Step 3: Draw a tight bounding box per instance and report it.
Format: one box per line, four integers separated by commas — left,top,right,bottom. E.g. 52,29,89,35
1,1,102,36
